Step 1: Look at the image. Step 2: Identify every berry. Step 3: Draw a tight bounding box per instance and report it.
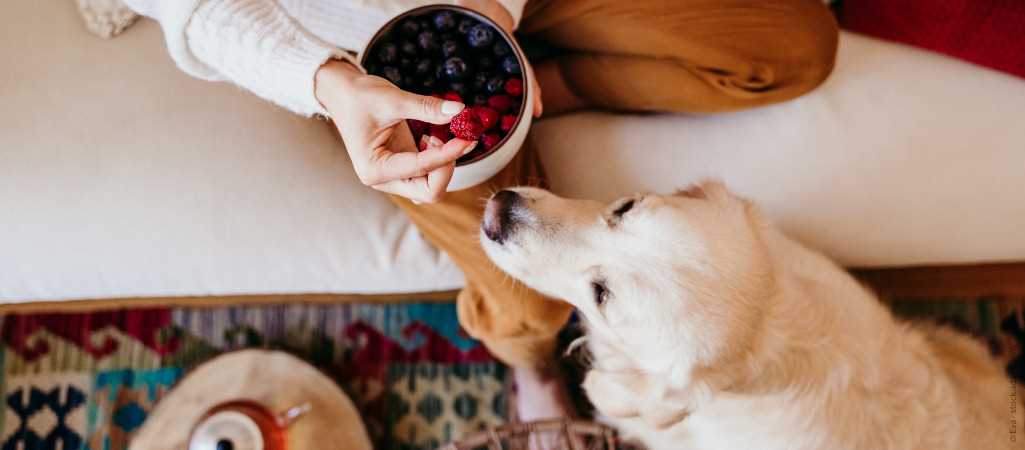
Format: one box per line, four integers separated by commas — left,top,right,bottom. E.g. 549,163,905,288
398,20,420,37
399,57,412,69
472,93,489,105
381,66,402,85
485,76,505,94
407,119,430,136
449,81,468,96
376,43,398,64
434,62,445,80
443,57,469,79
417,31,438,52
467,24,495,48
493,42,511,57
441,40,461,58
433,11,456,31
457,19,475,34
470,72,489,90
504,77,523,96
414,59,433,76
500,114,517,132
478,56,496,70
421,77,438,90
502,56,521,74
429,123,451,141
402,75,415,88
482,132,502,150
400,41,418,55
442,91,462,102
449,109,485,140
475,106,499,130
487,94,513,112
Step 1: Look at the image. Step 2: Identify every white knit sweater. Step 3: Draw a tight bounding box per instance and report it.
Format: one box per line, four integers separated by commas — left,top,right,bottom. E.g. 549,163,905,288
123,0,528,116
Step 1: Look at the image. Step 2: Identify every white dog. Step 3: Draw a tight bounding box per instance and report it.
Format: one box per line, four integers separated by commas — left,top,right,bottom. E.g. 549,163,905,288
480,181,1020,450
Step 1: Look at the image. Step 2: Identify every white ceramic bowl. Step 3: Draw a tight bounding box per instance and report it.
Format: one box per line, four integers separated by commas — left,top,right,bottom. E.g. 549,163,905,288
359,5,534,191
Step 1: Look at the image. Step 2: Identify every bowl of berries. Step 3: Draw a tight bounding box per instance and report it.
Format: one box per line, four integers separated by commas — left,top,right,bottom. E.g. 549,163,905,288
360,5,535,191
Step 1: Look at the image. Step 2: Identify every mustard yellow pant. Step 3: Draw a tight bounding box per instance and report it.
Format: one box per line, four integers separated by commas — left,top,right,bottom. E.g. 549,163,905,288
390,0,839,368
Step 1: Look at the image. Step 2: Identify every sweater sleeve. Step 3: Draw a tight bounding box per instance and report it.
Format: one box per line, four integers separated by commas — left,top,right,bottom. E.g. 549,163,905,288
184,0,354,117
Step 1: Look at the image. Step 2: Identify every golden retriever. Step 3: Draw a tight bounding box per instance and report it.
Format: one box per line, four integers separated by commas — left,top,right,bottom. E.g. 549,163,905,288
480,181,1019,450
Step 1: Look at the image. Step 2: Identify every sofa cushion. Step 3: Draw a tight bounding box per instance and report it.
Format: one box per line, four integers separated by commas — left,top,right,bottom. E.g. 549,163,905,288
2,1,1024,303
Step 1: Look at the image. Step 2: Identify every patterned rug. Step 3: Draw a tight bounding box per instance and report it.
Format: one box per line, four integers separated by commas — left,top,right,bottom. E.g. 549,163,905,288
0,301,507,450
0,297,1022,450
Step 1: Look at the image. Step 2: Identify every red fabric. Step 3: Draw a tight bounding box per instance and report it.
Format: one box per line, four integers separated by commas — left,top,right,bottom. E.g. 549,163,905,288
839,0,1025,79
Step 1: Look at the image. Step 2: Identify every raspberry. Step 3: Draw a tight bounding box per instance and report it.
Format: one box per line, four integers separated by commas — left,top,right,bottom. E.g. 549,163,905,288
442,91,462,102
487,95,513,112
449,109,484,140
429,124,451,141
500,114,517,132
475,107,499,130
504,77,523,96
482,133,502,150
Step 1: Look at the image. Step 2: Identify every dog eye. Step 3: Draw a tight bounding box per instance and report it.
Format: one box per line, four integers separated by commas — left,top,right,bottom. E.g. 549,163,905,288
611,199,635,217
591,281,609,306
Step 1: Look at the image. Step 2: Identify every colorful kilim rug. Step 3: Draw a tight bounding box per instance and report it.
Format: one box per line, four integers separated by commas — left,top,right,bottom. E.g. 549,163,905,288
0,297,1022,450
0,301,507,450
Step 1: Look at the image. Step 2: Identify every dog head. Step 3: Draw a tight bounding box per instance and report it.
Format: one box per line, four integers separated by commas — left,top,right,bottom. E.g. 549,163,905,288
480,181,776,379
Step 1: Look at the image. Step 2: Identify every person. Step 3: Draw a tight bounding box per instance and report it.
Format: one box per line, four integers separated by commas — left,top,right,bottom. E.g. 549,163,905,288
124,0,838,420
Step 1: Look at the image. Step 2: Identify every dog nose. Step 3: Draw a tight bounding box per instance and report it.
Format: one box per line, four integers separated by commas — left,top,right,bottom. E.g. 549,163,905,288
482,190,522,243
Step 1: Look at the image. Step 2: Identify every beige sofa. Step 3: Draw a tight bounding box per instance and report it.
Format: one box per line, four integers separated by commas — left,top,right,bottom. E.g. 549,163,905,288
3,0,1025,304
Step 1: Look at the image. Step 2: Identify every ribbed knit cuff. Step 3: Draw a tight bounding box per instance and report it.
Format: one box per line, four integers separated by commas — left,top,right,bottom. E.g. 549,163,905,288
271,35,357,117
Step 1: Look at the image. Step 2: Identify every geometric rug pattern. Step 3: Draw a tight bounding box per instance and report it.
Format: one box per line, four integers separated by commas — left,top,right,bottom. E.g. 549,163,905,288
0,301,507,450
0,297,1021,450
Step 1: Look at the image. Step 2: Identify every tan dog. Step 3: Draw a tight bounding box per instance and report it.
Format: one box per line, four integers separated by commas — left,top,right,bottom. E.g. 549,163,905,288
480,182,1020,450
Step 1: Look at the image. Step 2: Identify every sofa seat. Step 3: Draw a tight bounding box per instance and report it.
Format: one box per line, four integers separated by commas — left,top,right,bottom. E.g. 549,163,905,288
2,0,1024,302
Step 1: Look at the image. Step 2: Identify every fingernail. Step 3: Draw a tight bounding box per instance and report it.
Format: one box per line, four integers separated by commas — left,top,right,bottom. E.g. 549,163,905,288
461,141,478,156
429,136,444,147
441,101,464,115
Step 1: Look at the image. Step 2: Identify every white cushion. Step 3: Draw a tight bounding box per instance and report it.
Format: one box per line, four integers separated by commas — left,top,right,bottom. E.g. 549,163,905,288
2,1,1023,303
535,33,1025,267
0,0,464,302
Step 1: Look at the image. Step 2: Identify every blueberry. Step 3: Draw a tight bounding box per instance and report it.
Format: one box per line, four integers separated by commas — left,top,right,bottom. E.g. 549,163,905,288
399,57,412,69
434,62,446,80
441,40,461,58
365,63,380,76
376,43,398,64
493,42,511,57
485,75,505,94
467,24,495,49
414,59,433,76
471,72,490,91
417,31,438,52
443,57,469,79
433,11,456,31
381,66,402,85
457,19,475,34
478,56,495,70
440,32,458,43
421,77,438,90
450,81,468,96
501,56,521,75
400,41,418,55
472,93,489,105
402,75,415,88
398,20,420,37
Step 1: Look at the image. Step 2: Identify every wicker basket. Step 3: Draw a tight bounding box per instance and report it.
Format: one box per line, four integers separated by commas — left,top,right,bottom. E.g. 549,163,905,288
437,420,622,450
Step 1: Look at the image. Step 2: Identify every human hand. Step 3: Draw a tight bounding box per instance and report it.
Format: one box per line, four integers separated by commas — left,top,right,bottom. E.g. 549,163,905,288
315,60,476,203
